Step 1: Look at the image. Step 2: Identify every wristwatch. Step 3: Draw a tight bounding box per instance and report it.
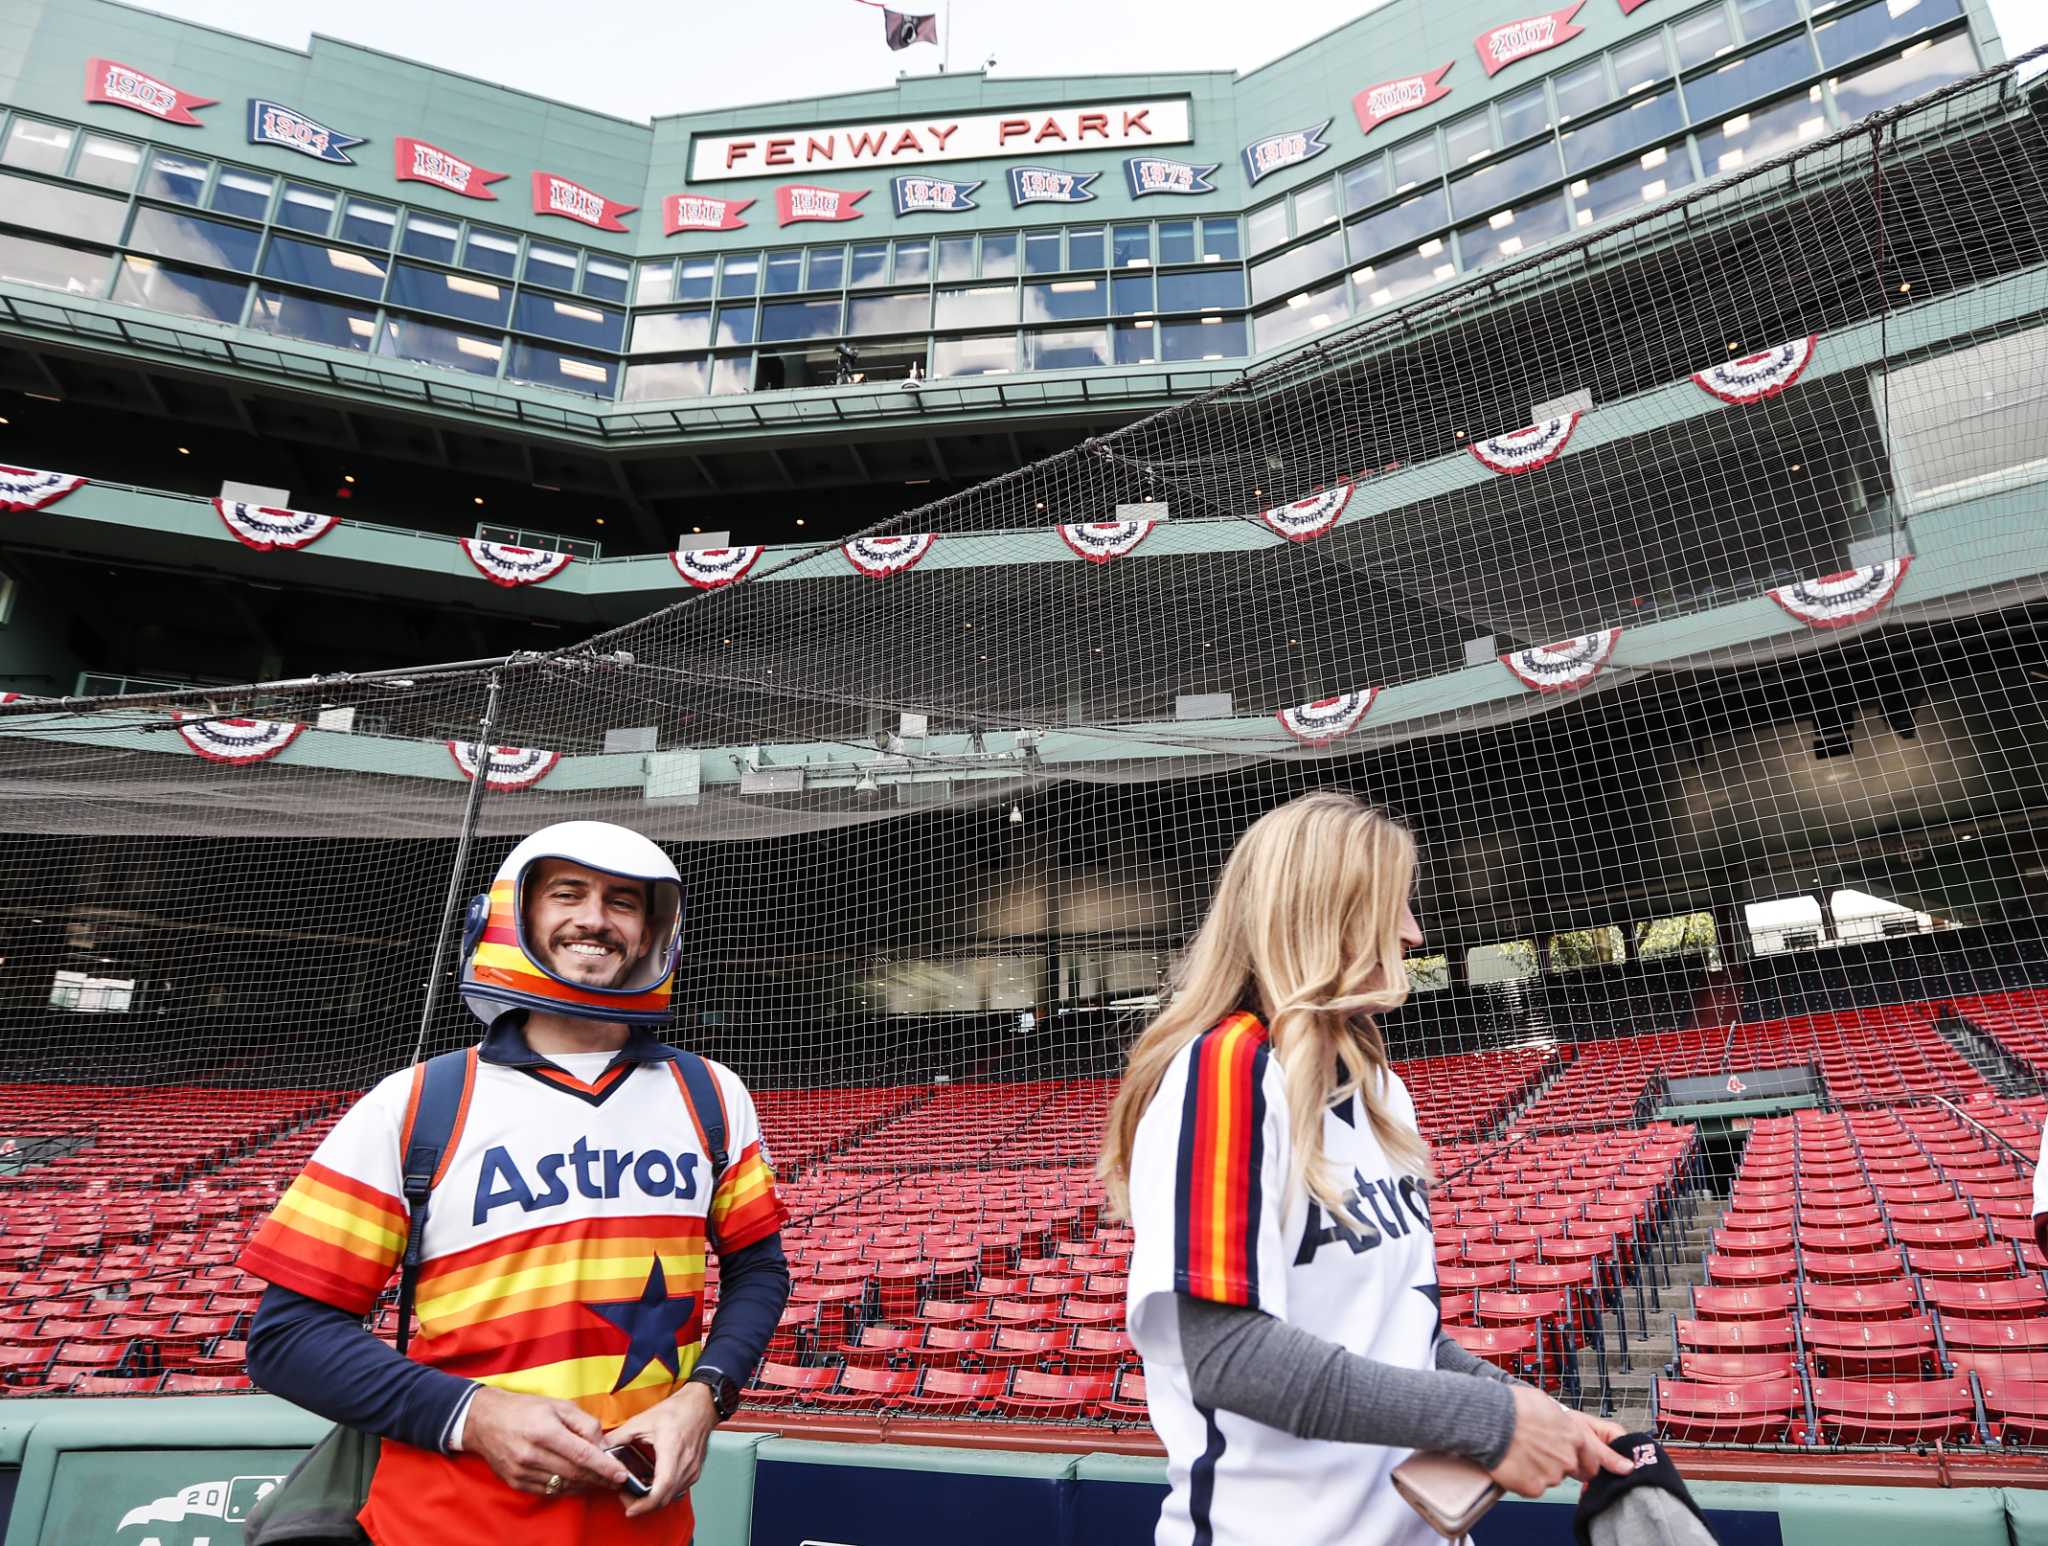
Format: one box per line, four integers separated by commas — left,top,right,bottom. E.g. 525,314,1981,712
686,1362,742,1422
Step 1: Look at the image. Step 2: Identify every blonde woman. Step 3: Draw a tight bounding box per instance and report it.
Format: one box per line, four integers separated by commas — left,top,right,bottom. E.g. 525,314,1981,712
1100,793,1629,1546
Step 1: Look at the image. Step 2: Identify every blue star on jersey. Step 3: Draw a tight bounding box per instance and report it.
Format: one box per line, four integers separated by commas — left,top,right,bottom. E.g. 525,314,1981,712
585,1257,698,1392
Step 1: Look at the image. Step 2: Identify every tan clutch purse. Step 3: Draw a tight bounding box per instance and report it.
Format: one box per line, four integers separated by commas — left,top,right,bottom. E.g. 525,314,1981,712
1390,1451,1505,1540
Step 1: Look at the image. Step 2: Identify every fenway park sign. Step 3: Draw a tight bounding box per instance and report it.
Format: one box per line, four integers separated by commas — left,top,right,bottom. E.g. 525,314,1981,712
691,98,1191,182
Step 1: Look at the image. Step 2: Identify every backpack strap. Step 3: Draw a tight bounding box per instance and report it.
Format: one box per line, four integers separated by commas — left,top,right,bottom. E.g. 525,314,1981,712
669,1050,729,1182
392,1047,476,1357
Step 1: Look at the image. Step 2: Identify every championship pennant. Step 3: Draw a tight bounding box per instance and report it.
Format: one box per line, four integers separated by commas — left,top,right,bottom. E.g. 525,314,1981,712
459,540,574,587
174,714,306,766
777,185,867,225
448,742,561,790
1691,335,1818,405
665,194,753,234
893,175,983,216
1277,689,1380,748
84,58,214,125
1474,3,1586,77
1766,559,1913,629
842,533,937,578
1468,413,1581,476
1057,520,1156,565
1256,485,1354,543
671,546,765,589
393,137,505,200
0,466,87,513
1125,157,1218,198
213,499,339,552
533,173,637,232
1352,65,1455,139
1243,120,1332,186
247,100,363,165
1500,628,1621,693
1008,166,1098,206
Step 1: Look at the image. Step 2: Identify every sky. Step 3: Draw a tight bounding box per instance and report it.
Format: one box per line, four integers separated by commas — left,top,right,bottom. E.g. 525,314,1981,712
118,0,2048,126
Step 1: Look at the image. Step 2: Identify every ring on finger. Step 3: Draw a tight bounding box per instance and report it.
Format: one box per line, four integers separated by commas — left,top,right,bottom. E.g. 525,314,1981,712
545,1473,564,1496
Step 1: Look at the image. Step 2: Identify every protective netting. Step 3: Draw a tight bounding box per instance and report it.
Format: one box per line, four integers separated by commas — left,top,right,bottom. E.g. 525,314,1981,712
2,56,2048,1446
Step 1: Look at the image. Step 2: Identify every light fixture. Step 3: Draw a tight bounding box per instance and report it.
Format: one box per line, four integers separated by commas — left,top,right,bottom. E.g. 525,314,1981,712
1008,803,1024,826
343,474,356,484
1898,281,1912,294
473,497,484,506
1790,463,1803,473
796,518,806,527
722,637,732,645
594,517,606,526
1035,500,1046,511
1252,488,1262,497
176,446,190,455
0,416,10,426
855,768,879,797
964,622,974,630
692,526,702,534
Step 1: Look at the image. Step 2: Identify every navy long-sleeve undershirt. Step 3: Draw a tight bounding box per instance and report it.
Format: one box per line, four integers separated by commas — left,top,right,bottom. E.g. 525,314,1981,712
246,1231,792,1449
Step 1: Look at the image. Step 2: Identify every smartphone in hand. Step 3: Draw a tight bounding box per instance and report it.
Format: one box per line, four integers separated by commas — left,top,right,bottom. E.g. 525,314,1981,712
605,1439,657,1499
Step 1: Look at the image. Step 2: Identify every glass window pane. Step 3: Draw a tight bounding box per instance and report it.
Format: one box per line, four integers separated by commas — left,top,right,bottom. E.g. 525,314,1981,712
378,314,503,376
0,172,125,244
1560,89,1688,173
1201,218,1241,261
210,168,273,221
1112,224,1152,267
623,358,709,402
1342,157,1389,212
524,240,578,289
1675,4,1738,68
1248,227,1345,306
1738,0,1804,38
709,357,752,396
846,290,927,333
1248,201,1289,253
635,260,677,306
679,256,717,300
127,207,262,272
75,133,140,191
1158,268,1246,310
1456,190,1570,269
759,297,841,342
1684,34,1816,122
1828,28,1975,119
0,232,109,296
1156,219,1196,264
1698,85,1829,171
507,341,615,397
1026,326,1108,370
1353,238,1456,311
2,119,73,175
1814,0,1961,65
400,214,460,264
849,242,889,286
387,262,510,325
248,286,375,351
763,250,804,294
273,184,335,236
1111,274,1154,316
582,255,630,302
1613,34,1674,92
935,236,976,281
893,238,931,282
463,227,519,278
1348,187,1449,262
1294,177,1339,232
1571,141,1694,224
1023,229,1063,273
113,257,244,322
719,253,759,298
1114,320,1157,364
1023,277,1106,322
932,334,1017,377
631,308,711,353
1253,278,1346,350
1390,135,1440,192
1500,82,1553,144
1554,58,1613,120
1161,315,1247,361
260,235,388,300
514,291,624,349
338,198,396,248
1450,140,1561,222
980,232,1019,277
935,284,1015,327
1445,108,1496,166
805,246,844,290
1068,226,1105,270
143,152,208,205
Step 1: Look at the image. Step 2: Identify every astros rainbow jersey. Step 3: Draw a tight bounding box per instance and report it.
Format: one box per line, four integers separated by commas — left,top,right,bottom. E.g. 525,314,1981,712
240,1034,785,1546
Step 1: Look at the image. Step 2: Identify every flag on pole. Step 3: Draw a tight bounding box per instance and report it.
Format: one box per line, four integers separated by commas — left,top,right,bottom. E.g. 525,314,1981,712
883,8,939,48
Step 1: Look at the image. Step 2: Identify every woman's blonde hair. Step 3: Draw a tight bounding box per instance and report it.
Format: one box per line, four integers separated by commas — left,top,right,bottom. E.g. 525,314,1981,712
1098,790,1430,1228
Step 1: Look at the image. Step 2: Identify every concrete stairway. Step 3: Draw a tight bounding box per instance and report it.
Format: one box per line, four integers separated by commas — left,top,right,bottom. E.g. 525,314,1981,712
1936,1014,2042,1097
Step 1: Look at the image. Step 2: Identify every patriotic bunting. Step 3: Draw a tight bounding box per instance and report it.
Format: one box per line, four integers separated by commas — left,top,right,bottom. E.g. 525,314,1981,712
1692,335,1818,405
1500,628,1622,693
1766,558,1913,629
0,693,40,705
671,545,765,589
1256,485,1353,543
213,499,339,552
1057,520,1156,565
0,466,86,513
174,714,306,766
843,533,938,578
1277,689,1380,747
460,539,574,587
1469,413,1581,476
448,742,562,790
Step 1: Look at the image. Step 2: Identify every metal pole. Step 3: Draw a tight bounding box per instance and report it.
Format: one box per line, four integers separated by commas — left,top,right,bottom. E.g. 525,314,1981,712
409,669,503,1066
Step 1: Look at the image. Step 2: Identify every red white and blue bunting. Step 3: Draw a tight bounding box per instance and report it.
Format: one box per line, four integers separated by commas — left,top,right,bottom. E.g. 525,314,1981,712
1057,520,1156,565
1277,688,1380,747
843,533,938,578
1692,335,1818,406
1500,628,1621,693
671,545,765,589
0,693,40,705
173,714,306,765
1469,414,1580,476
1766,557,1912,629
448,742,561,790
1256,485,1354,543
460,539,574,587
0,466,86,513
213,499,339,552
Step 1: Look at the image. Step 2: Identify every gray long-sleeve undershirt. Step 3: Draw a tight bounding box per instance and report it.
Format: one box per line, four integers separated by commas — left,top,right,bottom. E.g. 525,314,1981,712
1176,1293,1520,1468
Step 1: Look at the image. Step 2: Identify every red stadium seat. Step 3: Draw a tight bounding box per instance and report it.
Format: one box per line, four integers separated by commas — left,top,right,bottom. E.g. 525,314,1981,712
1800,1280,1919,1321
1810,1376,1978,1445
897,1367,1008,1416
811,1364,919,1410
1099,1367,1149,1423
1653,1378,1802,1445
996,1370,1112,1421
1671,1351,1797,1385
979,1328,1068,1370
1691,1284,1797,1321
746,1361,838,1409
1921,1277,2048,1319
837,1324,919,1368
1063,1327,1135,1372
1976,1378,2048,1445
920,1326,995,1368
1801,1314,1937,1378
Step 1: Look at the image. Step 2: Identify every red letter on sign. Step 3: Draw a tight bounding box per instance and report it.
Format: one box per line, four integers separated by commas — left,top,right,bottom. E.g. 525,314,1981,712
891,128,923,155
1122,109,1152,136
998,118,1029,144
1077,112,1109,139
1034,116,1068,143
765,138,795,165
805,135,835,163
928,123,958,150
724,140,756,169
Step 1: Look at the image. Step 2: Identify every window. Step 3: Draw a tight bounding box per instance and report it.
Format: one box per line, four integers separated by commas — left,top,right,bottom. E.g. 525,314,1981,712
391,263,511,326
1572,142,1692,223
1023,229,1063,273
932,334,1017,377
378,314,503,376
849,242,889,286
1160,315,1247,361
49,971,133,1013
935,236,976,281
1554,58,1613,120
0,172,125,244
678,256,717,301
1449,140,1563,222
1024,277,1106,322
805,246,844,290
1293,177,1339,232
1390,135,1440,192
210,168,274,220
248,287,376,351
524,240,578,290
710,357,752,395
763,250,804,294
1829,29,1975,120
1156,219,1196,264
1158,268,1245,311
631,308,711,354
1547,926,1626,970
1884,322,2048,506
1675,4,1738,68
1114,320,1158,363
623,358,709,401
936,284,1015,327
1500,82,1553,144
1814,0,1961,66
260,237,388,300
1026,326,1109,370
399,214,461,264
0,233,110,296
1636,912,1719,961
1468,939,1538,983
1248,201,1289,253
1349,188,1449,262
127,207,262,272
893,238,932,283
507,341,616,397
1253,277,1346,350
1249,227,1345,306
113,257,246,322
758,297,841,342
980,232,1019,277
1,118,72,175
1110,274,1153,316
1445,108,1496,167
74,133,140,191
636,259,676,305
1353,238,1455,310
276,183,335,235
1457,191,1569,269
1612,33,1674,93
513,292,622,349
1684,34,1818,122
1067,227,1105,270
1699,86,1827,171
143,152,208,205
719,253,759,298
338,198,396,249
1560,89,1687,173
714,305,755,346
847,290,928,333
1342,157,1390,212
1405,955,1451,993
1201,218,1241,261
462,227,519,276
1738,0,1804,38
582,255,630,303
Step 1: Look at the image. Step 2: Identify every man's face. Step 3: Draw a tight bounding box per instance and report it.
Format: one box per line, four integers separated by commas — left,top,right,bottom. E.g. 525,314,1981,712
524,858,655,989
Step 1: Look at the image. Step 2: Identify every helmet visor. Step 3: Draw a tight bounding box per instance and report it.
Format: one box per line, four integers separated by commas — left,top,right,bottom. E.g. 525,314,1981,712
513,857,684,998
